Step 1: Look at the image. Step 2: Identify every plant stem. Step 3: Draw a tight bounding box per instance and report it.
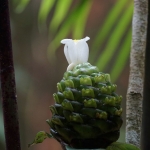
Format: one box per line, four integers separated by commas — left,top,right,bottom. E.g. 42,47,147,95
126,0,148,148
141,1,150,149
0,0,21,150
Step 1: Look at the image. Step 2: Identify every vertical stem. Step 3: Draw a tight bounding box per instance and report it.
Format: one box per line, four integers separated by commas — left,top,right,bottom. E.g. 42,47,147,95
141,1,150,149
0,0,21,150
126,0,148,148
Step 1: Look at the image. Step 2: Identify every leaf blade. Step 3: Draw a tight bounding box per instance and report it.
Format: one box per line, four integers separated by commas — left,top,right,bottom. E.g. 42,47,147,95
48,0,89,60
38,0,55,24
91,0,131,62
49,0,72,33
15,0,30,13
111,29,131,82
95,3,133,71
72,1,93,39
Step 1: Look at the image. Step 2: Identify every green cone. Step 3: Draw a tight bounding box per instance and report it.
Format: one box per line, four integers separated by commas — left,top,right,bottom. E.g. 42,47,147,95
49,63,123,149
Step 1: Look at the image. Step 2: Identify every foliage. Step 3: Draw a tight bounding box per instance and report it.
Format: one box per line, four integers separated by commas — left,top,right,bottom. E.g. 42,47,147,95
28,131,52,147
13,0,133,82
13,0,30,13
1,1,136,150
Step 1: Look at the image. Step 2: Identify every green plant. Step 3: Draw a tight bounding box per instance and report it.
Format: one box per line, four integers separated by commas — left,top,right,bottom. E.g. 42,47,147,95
48,62,123,149
13,0,133,82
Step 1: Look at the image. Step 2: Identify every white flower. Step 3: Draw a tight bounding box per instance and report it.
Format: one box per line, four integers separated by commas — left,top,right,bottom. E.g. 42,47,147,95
61,36,90,71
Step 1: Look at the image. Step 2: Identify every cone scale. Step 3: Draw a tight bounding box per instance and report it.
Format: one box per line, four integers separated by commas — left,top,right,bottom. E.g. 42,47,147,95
47,37,123,149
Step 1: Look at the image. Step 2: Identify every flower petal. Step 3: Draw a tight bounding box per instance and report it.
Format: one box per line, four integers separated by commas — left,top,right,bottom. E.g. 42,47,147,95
83,36,90,42
61,39,71,44
61,39,77,64
75,39,89,64
64,44,71,64
61,36,90,71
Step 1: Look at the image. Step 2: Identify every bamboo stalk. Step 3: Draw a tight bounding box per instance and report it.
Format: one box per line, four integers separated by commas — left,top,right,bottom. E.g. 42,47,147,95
0,0,21,150
141,1,150,149
126,0,148,148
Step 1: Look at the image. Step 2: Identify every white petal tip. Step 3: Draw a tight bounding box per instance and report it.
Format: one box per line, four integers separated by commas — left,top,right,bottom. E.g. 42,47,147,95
84,36,90,41
61,39,71,44
60,40,65,44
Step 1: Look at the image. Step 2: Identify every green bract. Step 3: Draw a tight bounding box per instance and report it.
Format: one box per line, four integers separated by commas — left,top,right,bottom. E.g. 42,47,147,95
48,63,123,149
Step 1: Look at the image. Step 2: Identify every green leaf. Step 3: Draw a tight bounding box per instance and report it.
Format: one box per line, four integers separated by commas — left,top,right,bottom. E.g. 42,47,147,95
28,131,52,147
72,1,93,39
15,0,30,13
48,0,89,60
38,0,55,25
91,0,131,62
111,29,131,82
106,142,140,150
49,0,72,33
95,3,133,71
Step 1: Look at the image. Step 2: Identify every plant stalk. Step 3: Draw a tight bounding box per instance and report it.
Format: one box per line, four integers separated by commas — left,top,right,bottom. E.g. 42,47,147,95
0,0,21,150
126,0,148,148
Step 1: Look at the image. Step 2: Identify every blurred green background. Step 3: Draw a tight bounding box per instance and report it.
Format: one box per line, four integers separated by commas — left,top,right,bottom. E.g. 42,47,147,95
0,0,133,150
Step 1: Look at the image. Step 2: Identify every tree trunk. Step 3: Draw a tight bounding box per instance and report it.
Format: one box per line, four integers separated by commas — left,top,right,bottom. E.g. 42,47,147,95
126,0,148,148
0,0,21,150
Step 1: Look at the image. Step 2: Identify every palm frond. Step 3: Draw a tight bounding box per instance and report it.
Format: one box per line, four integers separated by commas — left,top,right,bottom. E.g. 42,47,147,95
49,0,72,33
111,29,131,82
47,0,90,60
72,1,93,39
95,3,133,71
15,0,30,13
90,0,131,62
12,0,133,82
38,0,55,26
